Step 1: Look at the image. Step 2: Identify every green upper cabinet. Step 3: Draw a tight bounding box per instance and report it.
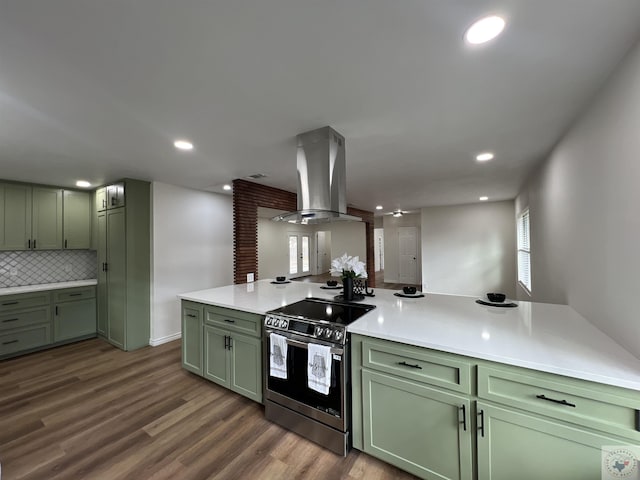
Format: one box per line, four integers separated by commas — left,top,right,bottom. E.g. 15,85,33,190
62,190,91,249
0,182,32,250
1,181,91,251
31,186,63,250
95,187,107,212
107,183,125,209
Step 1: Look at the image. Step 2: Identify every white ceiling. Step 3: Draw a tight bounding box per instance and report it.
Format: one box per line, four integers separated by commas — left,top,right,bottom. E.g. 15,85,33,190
1,1,639,214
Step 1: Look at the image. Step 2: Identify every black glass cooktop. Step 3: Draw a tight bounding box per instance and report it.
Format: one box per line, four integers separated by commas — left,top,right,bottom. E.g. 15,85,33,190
269,297,375,325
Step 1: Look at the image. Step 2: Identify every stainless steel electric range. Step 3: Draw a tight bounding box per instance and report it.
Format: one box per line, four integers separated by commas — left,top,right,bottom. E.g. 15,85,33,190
263,297,375,456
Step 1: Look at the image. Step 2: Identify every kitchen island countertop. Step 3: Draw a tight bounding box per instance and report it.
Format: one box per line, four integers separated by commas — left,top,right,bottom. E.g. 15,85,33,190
178,279,640,391
0,279,98,296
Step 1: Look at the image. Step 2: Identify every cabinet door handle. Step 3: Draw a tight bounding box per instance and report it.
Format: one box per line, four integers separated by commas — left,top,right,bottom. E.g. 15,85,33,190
2,301,18,306
460,404,467,431
65,239,68,249
536,394,576,408
224,319,236,324
102,199,106,208
228,336,232,349
2,340,18,345
478,409,485,438
224,335,229,350
28,239,31,249
186,313,197,318
33,239,36,249
69,293,82,297
55,306,59,315
397,361,422,369
2,318,19,323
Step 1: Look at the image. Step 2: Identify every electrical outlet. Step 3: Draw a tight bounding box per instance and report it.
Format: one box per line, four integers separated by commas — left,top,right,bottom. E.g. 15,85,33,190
9,267,18,276
247,273,255,283
64,264,73,273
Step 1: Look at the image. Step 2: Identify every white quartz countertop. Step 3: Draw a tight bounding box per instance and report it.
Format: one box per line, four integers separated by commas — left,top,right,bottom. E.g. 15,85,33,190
0,279,98,296
178,279,640,391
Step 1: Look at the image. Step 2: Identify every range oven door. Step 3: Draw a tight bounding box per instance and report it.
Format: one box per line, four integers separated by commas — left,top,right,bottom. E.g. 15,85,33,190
264,329,347,432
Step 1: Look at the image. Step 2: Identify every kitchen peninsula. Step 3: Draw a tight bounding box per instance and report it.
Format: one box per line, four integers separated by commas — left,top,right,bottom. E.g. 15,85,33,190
179,279,640,480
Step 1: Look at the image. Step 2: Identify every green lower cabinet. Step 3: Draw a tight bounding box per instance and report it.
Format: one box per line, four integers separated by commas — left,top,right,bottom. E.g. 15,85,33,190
362,369,473,480
181,301,203,375
204,325,229,385
53,298,97,343
476,402,633,480
0,324,51,355
229,332,262,402
204,324,262,403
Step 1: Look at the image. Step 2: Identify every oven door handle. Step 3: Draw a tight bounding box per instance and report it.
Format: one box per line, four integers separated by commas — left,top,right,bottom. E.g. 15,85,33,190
286,337,344,356
266,331,344,356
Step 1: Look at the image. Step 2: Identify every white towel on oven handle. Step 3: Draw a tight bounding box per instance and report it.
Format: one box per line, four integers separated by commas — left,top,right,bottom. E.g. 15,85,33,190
307,342,332,395
269,333,288,379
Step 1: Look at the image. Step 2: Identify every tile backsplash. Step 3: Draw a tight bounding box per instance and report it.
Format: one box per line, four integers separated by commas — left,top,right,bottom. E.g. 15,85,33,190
0,250,97,288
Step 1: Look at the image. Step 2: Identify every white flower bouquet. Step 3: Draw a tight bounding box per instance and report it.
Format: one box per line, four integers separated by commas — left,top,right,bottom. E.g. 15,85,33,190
330,253,368,280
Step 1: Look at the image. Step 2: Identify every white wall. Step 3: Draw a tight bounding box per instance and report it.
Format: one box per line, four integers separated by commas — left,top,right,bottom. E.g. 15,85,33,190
516,40,640,358
151,182,233,345
382,213,422,283
258,219,316,279
420,201,516,297
326,221,367,265
257,219,367,279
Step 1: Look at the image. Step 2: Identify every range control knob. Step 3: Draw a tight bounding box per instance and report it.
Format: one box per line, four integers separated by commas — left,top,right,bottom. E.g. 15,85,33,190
323,328,333,338
265,317,272,326
333,330,344,341
314,326,323,337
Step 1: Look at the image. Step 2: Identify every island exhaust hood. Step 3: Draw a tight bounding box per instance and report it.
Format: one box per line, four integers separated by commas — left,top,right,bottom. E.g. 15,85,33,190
272,126,362,224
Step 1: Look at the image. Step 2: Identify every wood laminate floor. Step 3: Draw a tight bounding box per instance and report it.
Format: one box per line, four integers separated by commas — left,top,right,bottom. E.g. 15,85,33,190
0,339,417,480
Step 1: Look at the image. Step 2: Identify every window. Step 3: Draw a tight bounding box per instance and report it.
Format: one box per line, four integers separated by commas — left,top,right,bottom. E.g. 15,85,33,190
517,209,531,293
288,235,298,275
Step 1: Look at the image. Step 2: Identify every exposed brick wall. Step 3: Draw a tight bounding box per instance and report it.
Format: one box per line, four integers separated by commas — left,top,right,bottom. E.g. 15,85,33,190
233,179,376,286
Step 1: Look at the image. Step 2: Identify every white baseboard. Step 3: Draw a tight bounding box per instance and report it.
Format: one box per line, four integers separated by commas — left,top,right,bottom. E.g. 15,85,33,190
149,332,182,346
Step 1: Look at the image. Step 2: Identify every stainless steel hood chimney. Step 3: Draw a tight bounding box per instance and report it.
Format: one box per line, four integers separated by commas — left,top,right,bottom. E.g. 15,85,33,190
272,126,361,224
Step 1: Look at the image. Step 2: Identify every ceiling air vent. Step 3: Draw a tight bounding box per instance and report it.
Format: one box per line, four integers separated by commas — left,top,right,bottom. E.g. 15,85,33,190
247,173,268,180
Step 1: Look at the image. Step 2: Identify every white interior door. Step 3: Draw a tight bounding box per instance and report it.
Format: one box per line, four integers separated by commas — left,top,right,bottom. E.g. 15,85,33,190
316,231,331,273
398,226,417,284
374,228,384,271
288,233,311,277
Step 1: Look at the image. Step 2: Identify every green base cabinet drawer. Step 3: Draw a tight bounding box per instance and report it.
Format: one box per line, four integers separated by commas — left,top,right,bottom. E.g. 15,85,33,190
0,306,50,331
0,324,51,355
204,306,261,337
362,338,472,394
0,292,50,312
478,366,640,441
53,287,96,303
477,402,634,480
362,369,472,480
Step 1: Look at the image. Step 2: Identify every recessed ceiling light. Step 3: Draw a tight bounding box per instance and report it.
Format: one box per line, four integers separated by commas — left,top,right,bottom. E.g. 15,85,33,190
479,196,489,201
476,152,494,162
173,139,194,151
75,180,91,188
465,15,506,45
376,205,383,210
223,184,232,191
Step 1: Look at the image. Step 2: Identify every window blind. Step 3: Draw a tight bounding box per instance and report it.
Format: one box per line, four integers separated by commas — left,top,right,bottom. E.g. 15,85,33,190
517,210,531,292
